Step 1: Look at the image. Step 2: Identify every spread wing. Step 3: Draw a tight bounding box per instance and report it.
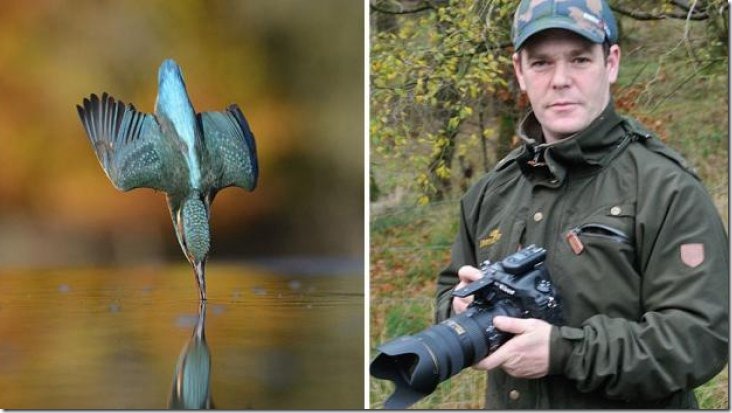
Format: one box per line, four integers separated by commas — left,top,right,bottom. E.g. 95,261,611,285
77,93,187,194
198,104,259,192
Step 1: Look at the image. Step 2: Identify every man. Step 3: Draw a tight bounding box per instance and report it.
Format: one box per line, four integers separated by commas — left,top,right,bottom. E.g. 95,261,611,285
435,0,728,408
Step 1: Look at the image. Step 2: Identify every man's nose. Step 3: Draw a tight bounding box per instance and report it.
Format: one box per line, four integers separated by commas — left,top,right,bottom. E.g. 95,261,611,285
551,61,571,89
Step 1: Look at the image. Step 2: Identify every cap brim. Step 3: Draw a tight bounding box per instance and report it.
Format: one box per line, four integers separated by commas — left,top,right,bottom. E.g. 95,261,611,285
514,17,605,51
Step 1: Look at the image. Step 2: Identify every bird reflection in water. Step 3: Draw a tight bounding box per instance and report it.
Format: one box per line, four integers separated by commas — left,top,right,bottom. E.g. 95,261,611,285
169,302,214,409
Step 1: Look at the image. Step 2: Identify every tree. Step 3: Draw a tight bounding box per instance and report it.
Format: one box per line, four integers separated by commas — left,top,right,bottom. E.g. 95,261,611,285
371,0,517,203
370,0,728,204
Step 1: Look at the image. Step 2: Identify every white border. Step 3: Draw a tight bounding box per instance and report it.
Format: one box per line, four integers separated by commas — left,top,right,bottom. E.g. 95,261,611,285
364,0,371,409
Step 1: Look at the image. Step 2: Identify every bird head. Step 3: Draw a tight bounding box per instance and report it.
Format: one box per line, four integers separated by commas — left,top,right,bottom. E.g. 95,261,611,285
179,196,210,264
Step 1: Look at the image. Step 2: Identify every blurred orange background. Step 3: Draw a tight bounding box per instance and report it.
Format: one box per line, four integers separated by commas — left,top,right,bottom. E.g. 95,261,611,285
0,0,364,268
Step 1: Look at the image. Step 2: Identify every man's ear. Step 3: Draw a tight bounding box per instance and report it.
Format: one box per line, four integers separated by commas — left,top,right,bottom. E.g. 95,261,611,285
606,44,621,84
512,52,527,91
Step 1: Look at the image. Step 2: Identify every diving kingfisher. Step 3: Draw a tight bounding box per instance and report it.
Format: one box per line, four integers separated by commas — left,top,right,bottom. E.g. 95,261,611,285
77,59,259,301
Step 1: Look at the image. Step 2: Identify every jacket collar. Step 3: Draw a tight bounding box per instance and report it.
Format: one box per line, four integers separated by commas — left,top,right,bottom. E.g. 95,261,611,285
515,102,628,186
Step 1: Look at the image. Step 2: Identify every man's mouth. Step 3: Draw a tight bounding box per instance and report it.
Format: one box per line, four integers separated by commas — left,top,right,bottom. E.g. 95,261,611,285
548,101,578,109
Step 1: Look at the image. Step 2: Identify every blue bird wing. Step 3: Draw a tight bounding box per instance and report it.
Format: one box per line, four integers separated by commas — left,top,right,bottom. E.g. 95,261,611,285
77,93,187,194
198,105,259,192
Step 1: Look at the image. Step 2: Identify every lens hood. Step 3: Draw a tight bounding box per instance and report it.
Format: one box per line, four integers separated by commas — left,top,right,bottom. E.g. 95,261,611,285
370,336,438,408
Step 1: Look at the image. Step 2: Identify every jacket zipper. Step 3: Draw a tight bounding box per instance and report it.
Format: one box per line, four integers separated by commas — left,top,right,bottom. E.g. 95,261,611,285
574,223,631,244
566,223,631,255
575,224,630,244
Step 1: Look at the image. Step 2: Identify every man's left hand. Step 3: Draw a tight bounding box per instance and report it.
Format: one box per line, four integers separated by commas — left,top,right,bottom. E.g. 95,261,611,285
474,316,552,379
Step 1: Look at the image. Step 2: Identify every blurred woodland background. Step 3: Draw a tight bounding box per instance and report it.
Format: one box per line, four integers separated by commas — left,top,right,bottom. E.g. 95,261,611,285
370,0,728,408
0,0,364,268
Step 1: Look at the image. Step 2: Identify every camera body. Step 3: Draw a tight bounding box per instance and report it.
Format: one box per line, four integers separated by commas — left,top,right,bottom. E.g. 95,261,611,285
370,245,563,409
452,244,562,351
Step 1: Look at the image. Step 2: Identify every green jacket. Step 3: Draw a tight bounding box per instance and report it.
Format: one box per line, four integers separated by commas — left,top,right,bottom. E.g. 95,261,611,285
435,103,728,408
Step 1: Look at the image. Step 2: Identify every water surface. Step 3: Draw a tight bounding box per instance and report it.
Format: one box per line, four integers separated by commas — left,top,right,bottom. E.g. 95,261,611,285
0,261,363,409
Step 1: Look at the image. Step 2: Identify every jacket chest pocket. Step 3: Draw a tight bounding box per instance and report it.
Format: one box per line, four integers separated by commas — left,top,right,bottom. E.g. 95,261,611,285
564,201,636,250
566,222,631,253
554,201,641,323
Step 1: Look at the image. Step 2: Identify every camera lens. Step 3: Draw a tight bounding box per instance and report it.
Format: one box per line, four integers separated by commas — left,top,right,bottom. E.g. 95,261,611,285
370,301,521,408
371,247,562,409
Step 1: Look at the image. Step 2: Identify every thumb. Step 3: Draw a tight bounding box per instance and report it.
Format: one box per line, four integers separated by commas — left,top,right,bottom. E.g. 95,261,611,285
492,316,527,334
457,265,483,283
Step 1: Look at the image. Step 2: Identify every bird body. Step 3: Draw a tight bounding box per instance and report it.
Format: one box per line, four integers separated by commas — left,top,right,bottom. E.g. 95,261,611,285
156,60,202,190
77,59,259,300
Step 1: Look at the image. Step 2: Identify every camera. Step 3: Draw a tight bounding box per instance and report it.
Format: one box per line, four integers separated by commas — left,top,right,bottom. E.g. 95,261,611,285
370,245,563,409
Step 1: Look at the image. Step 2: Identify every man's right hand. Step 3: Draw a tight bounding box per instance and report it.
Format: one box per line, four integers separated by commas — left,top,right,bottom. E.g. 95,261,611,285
452,265,484,314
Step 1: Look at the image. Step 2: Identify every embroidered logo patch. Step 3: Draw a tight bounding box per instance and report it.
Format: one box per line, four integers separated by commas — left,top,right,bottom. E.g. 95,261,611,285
479,228,502,248
680,243,704,268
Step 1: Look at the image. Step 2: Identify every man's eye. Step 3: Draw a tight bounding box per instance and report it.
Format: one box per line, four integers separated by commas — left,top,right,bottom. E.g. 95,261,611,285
530,60,548,68
573,57,591,64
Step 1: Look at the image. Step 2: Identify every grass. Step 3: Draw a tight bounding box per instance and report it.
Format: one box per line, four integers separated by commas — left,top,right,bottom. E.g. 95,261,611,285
370,18,728,408
695,368,729,409
370,202,487,409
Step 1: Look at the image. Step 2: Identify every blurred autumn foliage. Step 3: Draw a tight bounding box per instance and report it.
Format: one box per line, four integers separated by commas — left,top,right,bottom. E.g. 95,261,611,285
0,0,364,267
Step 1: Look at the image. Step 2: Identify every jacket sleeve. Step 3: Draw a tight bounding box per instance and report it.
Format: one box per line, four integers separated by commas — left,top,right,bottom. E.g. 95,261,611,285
549,173,729,401
435,196,479,323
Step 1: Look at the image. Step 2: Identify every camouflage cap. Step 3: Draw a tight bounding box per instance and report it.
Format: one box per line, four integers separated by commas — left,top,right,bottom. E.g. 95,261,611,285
512,0,618,50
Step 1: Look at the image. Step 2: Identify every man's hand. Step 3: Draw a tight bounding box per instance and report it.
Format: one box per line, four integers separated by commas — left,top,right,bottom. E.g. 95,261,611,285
451,265,483,314
474,316,552,379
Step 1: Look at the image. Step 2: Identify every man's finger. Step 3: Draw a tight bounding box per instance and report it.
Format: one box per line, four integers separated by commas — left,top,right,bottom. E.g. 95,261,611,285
475,344,509,371
493,316,528,334
452,295,472,314
457,265,483,283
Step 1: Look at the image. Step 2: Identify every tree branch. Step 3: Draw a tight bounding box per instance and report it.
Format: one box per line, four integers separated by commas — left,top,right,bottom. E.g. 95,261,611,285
369,1,434,15
670,0,693,12
610,4,709,20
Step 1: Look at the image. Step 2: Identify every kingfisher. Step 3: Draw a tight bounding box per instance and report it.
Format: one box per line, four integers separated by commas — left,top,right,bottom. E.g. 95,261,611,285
77,59,259,301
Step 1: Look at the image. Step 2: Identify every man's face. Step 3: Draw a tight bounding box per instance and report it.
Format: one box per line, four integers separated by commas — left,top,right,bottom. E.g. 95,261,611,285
512,29,620,144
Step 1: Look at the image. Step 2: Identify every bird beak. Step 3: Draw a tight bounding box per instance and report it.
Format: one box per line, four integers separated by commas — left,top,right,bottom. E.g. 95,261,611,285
194,260,207,301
